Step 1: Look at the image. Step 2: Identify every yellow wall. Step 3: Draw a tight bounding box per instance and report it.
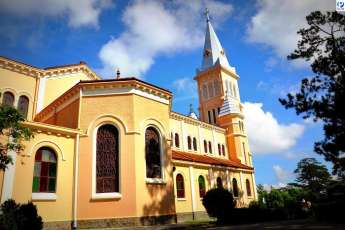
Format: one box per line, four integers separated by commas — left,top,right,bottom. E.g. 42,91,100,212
11,132,75,222
0,68,37,120
43,72,90,108
173,165,192,213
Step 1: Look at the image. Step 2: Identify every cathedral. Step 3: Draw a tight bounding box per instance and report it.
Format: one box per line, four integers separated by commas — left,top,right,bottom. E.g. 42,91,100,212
0,15,256,229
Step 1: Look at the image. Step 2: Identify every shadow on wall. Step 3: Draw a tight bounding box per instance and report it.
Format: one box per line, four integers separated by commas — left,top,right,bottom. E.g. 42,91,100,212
140,142,176,225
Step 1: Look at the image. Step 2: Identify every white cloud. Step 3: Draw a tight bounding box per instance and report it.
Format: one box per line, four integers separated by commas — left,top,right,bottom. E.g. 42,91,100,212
98,0,233,77
273,165,292,183
0,0,113,28
172,77,198,102
247,0,333,61
243,102,304,154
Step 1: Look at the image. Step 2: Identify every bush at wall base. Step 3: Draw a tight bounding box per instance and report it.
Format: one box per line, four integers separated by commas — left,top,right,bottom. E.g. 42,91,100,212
0,199,43,230
202,188,236,223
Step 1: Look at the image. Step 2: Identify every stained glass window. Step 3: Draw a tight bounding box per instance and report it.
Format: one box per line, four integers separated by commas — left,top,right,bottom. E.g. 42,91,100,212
246,179,251,197
2,91,14,106
216,177,223,188
96,125,119,193
198,175,206,198
32,147,57,193
18,95,29,119
145,127,162,179
176,174,185,198
233,178,239,197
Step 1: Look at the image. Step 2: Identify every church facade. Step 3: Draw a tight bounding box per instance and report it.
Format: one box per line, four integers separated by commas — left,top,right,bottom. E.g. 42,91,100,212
0,17,256,229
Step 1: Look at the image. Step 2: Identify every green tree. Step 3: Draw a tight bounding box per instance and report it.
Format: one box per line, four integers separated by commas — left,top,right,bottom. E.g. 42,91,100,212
0,105,34,170
279,11,345,177
294,158,331,200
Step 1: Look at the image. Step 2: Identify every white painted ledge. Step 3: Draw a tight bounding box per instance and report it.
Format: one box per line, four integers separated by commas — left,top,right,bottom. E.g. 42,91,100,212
91,192,122,200
32,193,57,201
145,178,166,184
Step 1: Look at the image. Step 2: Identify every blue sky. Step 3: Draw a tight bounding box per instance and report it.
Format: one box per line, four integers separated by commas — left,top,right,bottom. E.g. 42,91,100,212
0,0,335,187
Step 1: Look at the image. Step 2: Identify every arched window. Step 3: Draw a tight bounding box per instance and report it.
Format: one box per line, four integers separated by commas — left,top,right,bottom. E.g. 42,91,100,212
32,147,57,193
232,178,239,197
222,145,225,156
202,85,208,99
218,144,221,155
246,179,252,197
193,137,197,151
18,95,29,119
198,175,206,198
96,125,119,193
216,177,223,188
2,91,14,106
204,140,208,153
176,174,185,198
208,141,212,154
187,136,192,150
214,80,221,96
174,133,180,148
208,82,214,98
145,127,162,179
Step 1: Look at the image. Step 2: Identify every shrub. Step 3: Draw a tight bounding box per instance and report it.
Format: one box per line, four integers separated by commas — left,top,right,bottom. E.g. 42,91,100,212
0,199,43,230
202,188,235,223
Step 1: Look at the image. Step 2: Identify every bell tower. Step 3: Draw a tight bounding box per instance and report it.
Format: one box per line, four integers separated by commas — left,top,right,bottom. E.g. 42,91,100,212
194,10,252,166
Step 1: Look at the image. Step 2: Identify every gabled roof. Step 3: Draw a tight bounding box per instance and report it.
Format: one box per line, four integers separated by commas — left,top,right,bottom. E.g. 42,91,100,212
172,150,253,170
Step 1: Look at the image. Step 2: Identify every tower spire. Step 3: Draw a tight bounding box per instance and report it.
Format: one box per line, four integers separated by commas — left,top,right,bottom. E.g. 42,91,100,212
200,9,231,72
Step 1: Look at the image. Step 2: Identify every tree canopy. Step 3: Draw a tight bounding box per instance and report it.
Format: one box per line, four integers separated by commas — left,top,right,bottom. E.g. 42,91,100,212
279,11,345,177
0,105,34,170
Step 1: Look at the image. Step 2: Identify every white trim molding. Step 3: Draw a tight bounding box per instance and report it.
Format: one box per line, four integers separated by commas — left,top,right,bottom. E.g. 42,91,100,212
32,193,57,201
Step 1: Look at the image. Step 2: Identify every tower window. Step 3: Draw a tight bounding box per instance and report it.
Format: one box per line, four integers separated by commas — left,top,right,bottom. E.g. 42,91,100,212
208,83,214,98
243,142,247,164
218,144,221,155
202,85,208,99
208,141,212,154
214,80,221,96
204,140,208,153
222,145,225,156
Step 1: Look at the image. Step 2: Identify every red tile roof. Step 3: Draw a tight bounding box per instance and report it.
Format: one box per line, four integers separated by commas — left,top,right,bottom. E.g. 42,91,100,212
172,150,253,170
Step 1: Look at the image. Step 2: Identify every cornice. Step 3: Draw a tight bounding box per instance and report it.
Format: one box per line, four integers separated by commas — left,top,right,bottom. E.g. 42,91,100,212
170,111,225,133
23,121,81,138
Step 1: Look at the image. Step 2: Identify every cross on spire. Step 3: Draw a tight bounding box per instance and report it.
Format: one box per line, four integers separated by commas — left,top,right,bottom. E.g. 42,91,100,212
204,8,210,22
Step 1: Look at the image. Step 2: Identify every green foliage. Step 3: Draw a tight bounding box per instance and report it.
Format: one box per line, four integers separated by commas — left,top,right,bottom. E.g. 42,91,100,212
0,199,43,230
0,105,34,170
279,11,345,177
202,188,235,223
294,158,331,200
